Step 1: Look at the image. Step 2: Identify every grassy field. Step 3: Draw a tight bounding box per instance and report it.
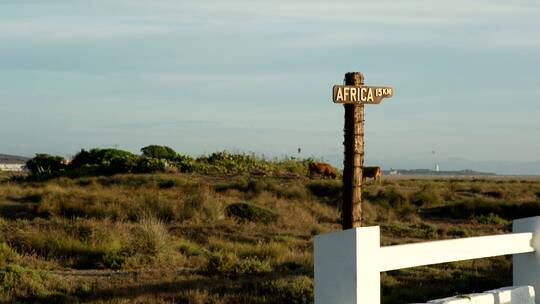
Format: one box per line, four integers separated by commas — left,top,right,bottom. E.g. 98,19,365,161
1,171,540,303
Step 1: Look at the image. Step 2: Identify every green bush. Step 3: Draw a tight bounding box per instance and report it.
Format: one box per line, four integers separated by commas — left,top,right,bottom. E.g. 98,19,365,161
447,227,469,237
135,157,167,173
194,150,304,176
71,148,133,167
196,151,261,174
140,145,177,160
24,147,315,178
70,148,138,175
206,252,271,278
225,202,278,224
6,219,127,269
259,276,313,304
26,154,66,178
107,155,139,175
102,249,131,270
171,154,195,172
0,264,73,302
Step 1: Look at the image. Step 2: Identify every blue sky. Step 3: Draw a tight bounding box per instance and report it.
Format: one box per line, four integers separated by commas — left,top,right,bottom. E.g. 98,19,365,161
1,1,539,173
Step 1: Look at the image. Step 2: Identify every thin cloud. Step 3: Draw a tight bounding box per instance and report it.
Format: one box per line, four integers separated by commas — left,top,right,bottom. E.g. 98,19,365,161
116,0,538,26
0,20,172,41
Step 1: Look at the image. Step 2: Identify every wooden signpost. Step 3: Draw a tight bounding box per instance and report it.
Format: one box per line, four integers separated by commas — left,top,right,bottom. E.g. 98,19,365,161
333,72,393,229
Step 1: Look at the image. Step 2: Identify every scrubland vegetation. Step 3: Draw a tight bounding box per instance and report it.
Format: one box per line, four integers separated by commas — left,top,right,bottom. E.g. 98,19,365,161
24,146,310,180
1,150,540,303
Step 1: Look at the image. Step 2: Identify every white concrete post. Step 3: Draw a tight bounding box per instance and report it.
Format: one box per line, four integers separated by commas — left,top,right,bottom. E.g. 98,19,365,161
513,216,540,304
314,226,380,304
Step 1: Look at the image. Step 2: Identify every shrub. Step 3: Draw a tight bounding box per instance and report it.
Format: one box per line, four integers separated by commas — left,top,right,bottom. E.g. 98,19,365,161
380,188,408,208
180,186,220,222
306,180,342,207
129,217,170,257
0,261,89,303
411,188,441,207
134,157,167,173
25,154,66,178
473,213,509,225
0,264,56,301
225,202,278,224
205,252,271,278
158,179,177,189
415,223,438,239
195,151,276,175
140,145,177,160
5,219,127,269
70,148,138,175
259,276,313,304
371,187,412,214
206,238,285,262
107,155,139,175
177,239,208,257
69,149,92,169
447,227,469,237
71,148,134,167
0,243,20,267
244,179,267,196
482,190,504,198
23,147,316,178
102,249,131,270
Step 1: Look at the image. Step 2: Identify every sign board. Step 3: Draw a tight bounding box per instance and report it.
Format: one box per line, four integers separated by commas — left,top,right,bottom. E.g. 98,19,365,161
332,85,393,104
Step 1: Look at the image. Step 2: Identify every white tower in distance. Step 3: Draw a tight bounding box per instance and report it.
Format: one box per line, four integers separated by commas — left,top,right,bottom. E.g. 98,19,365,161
432,150,440,172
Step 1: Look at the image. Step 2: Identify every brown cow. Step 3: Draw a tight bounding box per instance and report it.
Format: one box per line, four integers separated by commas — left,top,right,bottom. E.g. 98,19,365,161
308,162,338,179
362,166,382,184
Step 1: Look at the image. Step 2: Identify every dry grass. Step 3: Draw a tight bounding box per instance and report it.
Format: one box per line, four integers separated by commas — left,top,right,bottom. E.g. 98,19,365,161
0,174,539,303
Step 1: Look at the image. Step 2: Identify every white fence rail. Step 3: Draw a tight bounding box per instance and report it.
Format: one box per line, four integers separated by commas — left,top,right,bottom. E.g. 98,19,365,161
315,216,540,304
379,232,534,272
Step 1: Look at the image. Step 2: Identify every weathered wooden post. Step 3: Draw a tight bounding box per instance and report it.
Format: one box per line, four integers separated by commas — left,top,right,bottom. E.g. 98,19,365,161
342,72,365,229
314,73,393,304
333,72,393,229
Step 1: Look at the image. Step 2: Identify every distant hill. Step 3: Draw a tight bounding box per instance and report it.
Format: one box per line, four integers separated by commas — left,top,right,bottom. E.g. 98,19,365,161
383,169,496,176
0,154,30,164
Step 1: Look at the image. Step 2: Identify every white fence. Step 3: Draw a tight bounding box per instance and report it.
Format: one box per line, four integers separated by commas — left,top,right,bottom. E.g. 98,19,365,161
315,216,540,304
